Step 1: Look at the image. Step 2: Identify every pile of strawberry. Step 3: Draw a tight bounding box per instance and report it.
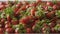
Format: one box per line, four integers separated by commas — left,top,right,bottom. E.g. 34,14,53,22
0,1,60,34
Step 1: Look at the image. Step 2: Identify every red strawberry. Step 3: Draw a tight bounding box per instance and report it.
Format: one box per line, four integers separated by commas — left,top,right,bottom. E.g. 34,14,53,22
6,28,14,33
49,22,56,28
26,28,32,33
20,5,26,10
20,16,35,25
46,1,53,6
16,2,22,8
2,2,8,5
6,14,12,22
29,3,37,7
46,11,55,18
50,27,56,33
44,6,48,11
1,18,5,24
36,0,41,3
26,5,30,8
0,5,5,10
53,5,58,10
0,2,2,5
5,23,11,29
22,1,29,5
30,8,36,16
20,16,30,24
0,28,4,33
5,21,11,24
57,2,60,6
11,20,19,25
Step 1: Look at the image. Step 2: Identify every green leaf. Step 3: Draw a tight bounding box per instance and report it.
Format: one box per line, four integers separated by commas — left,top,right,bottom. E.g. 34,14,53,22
56,10,60,18
4,7,14,17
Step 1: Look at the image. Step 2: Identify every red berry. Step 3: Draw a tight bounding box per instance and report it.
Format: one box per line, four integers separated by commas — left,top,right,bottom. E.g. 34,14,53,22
53,5,58,10
11,20,19,25
45,6,48,11
46,1,53,6
46,11,55,18
5,23,11,29
7,14,12,22
20,16,35,25
1,18,5,24
6,28,14,33
29,3,37,7
26,28,32,33
50,28,56,33
0,28,4,33
31,8,36,16
0,5,5,10
20,5,26,10
16,2,22,8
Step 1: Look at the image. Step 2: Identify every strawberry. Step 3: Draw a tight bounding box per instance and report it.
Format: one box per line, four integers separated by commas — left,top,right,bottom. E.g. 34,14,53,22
50,27,56,33
11,19,19,25
16,2,22,8
5,23,12,29
29,3,37,7
20,16,30,24
30,8,36,16
44,6,48,11
5,21,11,24
6,14,12,22
6,28,14,33
22,1,29,5
20,5,26,10
46,11,55,18
0,28,4,33
0,18,5,24
0,5,5,10
53,5,58,10
26,28,32,33
46,1,54,6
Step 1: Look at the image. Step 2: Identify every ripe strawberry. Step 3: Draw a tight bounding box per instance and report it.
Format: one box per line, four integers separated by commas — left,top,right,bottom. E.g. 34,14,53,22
2,2,8,5
14,8,19,12
49,22,56,28
46,1,54,6
6,14,12,22
22,1,29,5
53,5,58,10
26,28,32,33
20,16,35,25
20,16,30,24
26,5,30,8
5,21,11,24
6,28,14,33
44,6,48,11
11,19,19,25
46,11,55,18
29,3,37,7
16,2,22,8
50,27,56,33
20,5,26,10
0,28,4,33
5,23,12,29
57,2,60,6
0,5,5,10
30,8,36,16
0,18,5,24
36,0,41,3
0,2,2,5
